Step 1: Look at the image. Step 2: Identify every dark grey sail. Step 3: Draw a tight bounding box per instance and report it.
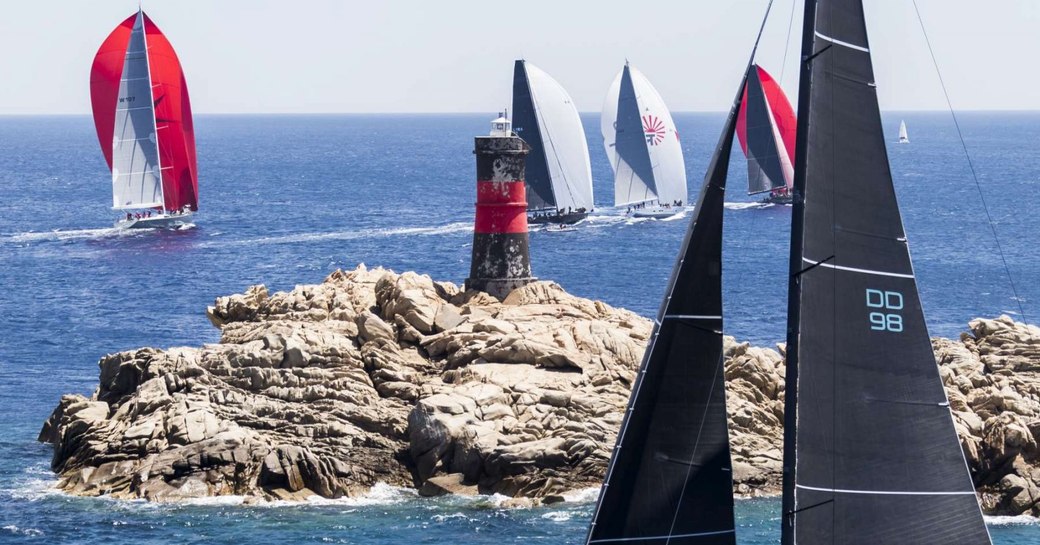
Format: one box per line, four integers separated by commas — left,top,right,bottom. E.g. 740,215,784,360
583,69,759,545
511,60,555,210
744,67,787,195
780,1,992,544
612,64,658,206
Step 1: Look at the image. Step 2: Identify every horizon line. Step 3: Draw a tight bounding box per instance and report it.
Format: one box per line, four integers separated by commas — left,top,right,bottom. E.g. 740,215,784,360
2,108,1039,117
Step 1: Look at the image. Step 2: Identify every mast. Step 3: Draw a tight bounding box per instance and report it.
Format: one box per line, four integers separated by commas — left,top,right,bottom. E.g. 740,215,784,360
139,10,165,214
780,0,817,541
781,0,992,543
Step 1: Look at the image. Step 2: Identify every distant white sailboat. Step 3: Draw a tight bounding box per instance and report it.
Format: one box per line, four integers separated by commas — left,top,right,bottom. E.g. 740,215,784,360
511,60,594,225
602,62,687,218
898,119,910,143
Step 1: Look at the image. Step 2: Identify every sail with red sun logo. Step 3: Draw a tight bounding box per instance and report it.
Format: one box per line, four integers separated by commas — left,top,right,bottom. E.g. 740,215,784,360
602,62,687,208
735,64,795,197
91,10,198,213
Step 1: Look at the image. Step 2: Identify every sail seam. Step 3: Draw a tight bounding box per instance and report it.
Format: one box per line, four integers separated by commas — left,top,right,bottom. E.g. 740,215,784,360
796,485,974,496
813,31,869,52
663,314,722,320
589,529,735,543
801,258,913,278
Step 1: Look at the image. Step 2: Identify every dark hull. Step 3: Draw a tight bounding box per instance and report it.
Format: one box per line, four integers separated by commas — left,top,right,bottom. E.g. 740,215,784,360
761,193,792,205
528,211,587,225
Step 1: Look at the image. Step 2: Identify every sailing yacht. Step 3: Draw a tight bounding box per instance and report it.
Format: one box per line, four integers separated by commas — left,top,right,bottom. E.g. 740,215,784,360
602,62,687,219
736,64,797,203
899,120,911,143
584,0,992,543
581,11,786,543
780,0,991,544
91,10,198,229
511,60,595,225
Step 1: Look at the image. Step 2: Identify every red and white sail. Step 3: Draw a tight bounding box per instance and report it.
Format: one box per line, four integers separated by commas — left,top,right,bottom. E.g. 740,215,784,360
91,10,198,212
735,65,796,196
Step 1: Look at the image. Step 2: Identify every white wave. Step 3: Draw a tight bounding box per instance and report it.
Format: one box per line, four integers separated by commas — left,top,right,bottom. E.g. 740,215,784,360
211,222,472,248
1,474,62,503
561,487,601,503
540,511,572,522
659,208,690,221
247,482,414,508
4,479,416,510
985,514,1039,526
724,202,775,211
431,512,471,522
5,227,126,244
2,525,43,537
581,214,630,228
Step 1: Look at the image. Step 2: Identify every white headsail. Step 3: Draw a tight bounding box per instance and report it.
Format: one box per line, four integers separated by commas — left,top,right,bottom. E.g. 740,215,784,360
523,62,594,211
111,11,164,210
602,63,687,207
898,120,909,143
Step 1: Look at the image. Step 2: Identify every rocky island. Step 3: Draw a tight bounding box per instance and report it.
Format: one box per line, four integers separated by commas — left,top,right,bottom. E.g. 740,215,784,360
39,266,1040,516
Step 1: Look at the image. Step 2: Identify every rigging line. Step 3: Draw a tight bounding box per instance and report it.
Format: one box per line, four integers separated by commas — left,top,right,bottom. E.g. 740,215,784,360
729,0,777,334
778,0,797,86
911,0,1027,321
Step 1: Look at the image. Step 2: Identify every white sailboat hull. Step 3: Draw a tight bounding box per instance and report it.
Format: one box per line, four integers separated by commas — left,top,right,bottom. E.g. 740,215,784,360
116,211,194,230
631,207,682,219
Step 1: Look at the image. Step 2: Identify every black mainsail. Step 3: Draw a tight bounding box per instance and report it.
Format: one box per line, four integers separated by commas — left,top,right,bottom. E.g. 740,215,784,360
743,67,789,195
584,83,737,545
511,60,555,210
583,7,779,543
781,1,992,544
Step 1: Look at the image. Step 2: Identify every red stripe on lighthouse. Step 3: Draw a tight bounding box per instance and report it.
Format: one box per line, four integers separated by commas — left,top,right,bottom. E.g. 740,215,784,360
474,180,528,234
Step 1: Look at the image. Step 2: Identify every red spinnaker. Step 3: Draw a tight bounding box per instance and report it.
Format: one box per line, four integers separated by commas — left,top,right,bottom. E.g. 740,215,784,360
735,65,797,164
90,12,198,211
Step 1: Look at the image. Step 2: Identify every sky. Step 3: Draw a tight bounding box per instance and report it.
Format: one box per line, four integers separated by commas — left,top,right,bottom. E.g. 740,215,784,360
0,0,1037,114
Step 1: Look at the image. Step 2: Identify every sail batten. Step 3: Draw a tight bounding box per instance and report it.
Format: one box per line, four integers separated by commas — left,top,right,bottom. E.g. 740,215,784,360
781,1,992,544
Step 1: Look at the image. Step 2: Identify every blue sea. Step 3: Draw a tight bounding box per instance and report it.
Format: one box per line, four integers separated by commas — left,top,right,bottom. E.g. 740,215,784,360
0,112,1037,544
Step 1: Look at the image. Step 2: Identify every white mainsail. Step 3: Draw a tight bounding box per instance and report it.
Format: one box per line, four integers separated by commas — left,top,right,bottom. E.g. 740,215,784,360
111,11,164,210
602,63,687,207
524,62,594,211
898,119,909,143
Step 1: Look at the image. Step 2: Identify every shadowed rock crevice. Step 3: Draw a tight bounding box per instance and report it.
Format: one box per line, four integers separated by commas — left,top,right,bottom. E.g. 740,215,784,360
38,266,1040,515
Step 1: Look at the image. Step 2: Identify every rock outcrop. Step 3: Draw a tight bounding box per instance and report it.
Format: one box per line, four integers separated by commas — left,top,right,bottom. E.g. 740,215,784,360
935,316,1040,516
39,266,1040,515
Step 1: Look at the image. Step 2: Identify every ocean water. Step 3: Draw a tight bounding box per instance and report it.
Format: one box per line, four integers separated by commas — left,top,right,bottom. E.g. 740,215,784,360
0,112,1037,543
